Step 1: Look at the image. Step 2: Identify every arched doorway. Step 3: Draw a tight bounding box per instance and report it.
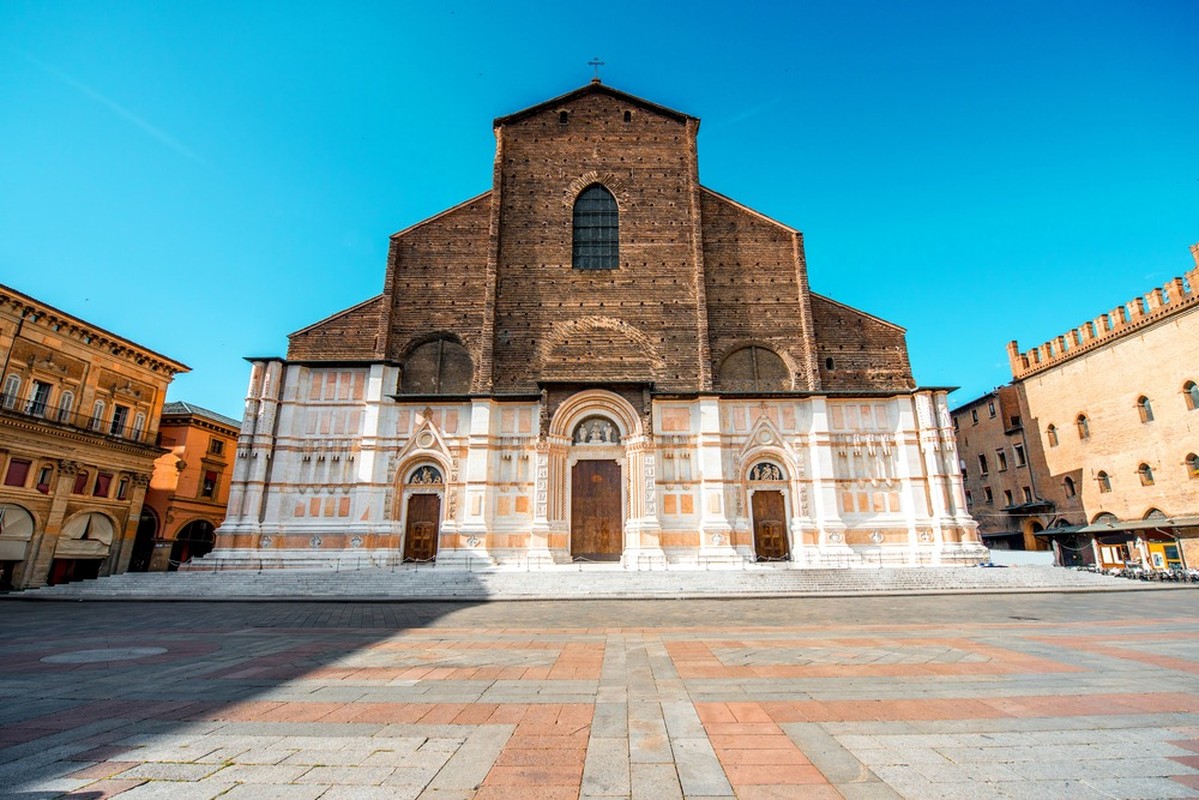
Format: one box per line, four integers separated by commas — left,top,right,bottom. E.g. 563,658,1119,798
129,508,158,572
1021,519,1047,551
0,504,35,589
50,512,114,585
402,464,443,562
747,461,790,561
570,416,623,561
169,520,215,570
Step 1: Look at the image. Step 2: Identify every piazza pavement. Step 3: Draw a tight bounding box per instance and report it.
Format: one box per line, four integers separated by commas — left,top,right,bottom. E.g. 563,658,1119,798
0,589,1197,799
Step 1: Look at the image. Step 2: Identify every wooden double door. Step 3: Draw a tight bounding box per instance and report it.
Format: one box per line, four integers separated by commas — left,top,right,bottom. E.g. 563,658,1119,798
571,460,622,561
752,490,790,561
403,494,441,562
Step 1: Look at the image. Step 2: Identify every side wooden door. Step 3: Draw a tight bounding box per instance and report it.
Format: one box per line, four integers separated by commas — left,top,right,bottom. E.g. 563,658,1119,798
752,490,790,561
571,460,622,560
403,494,441,562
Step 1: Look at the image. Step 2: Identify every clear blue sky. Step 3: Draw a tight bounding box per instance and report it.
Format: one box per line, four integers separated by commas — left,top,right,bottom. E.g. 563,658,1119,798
2,1,1196,419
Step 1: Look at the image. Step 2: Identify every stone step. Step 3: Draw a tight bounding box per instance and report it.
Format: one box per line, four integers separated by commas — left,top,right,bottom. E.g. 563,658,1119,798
7,564,1167,601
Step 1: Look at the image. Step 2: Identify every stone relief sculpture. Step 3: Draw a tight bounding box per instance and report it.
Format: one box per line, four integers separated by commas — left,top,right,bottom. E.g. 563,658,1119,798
749,462,784,482
408,465,443,485
573,417,620,445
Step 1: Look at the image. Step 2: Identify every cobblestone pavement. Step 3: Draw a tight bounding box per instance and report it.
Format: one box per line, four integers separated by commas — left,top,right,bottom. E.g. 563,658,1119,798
1,592,1197,799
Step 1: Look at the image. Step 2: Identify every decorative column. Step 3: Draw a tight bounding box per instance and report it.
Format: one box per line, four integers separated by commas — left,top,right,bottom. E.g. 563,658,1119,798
439,398,494,567
622,436,665,569
808,397,849,565
696,398,736,563
111,472,151,574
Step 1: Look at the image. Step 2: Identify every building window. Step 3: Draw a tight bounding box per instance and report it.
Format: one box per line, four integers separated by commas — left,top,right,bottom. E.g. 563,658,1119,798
36,465,53,494
983,487,993,504
72,470,89,494
978,454,988,475
572,184,619,270
987,401,996,418
1003,489,1013,506
1014,443,1026,467
953,417,959,431
27,380,51,417
90,401,105,431
558,110,569,124
110,404,129,436
1047,424,1058,447
996,449,1008,472
2,375,20,408
57,391,74,422
116,477,129,500
1009,415,1021,428
209,438,225,456
1187,453,1199,477
93,472,113,497
1136,396,1154,423
131,412,146,441
1076,414,1089,440
1064,476,1076,497
1097,471,1111,493
200,470,218,499
3,459,31,488
1022,486,1032,502
1138,463,1154,486
971,409,978,424
965,490,973,506
1186,381,1199,411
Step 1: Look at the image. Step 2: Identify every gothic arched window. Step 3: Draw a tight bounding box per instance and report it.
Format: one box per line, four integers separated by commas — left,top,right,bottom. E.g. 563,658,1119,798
400,338,473,394
572,185,619,270
718,346,791,391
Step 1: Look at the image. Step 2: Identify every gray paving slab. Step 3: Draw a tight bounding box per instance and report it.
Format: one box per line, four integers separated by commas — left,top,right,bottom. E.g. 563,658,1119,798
422,724,512,793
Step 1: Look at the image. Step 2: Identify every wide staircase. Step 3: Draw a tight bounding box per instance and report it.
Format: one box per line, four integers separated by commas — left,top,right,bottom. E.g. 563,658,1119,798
9,562,1148,601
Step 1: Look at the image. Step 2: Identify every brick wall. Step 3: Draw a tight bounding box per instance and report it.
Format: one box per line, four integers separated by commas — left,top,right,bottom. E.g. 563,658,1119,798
287,296,384,361
809,295,913,390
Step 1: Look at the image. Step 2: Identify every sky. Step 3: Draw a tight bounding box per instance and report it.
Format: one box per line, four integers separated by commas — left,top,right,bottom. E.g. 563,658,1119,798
2,1,1196,420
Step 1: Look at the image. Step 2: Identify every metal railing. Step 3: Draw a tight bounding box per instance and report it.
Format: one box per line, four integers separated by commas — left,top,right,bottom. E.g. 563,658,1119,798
0,393,155,445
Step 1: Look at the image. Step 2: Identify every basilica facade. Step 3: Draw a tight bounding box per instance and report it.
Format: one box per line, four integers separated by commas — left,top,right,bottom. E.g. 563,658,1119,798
214,81,984,569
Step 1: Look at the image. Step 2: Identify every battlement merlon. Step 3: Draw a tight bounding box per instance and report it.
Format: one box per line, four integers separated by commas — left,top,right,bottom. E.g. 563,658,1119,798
1008,245,1199,380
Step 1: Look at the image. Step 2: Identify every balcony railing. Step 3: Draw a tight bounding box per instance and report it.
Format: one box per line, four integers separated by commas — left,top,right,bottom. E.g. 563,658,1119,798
0,393,155,445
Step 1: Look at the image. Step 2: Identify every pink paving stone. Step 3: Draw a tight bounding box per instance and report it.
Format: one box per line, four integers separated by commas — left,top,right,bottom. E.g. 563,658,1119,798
482,764,585,785
63,778,147,798
66,761,141,780
734,785,845,799
723,763,830,785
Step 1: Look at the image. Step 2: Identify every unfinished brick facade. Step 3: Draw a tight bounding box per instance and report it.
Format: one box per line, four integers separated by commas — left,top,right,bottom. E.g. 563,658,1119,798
218,82,982,569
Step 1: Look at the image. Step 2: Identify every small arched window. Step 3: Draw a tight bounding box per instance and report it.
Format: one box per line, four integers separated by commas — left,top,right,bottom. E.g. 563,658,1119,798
1063,476,1076,497
91,401,105,431
1076,414,1089,440
1136,396,1154,423
1186,453,1199,477
1137,463,1154,486
1097,471,1111,493
132,412,146,441
572,185,619,270
1046,424,1058,447
1185,381,1199,411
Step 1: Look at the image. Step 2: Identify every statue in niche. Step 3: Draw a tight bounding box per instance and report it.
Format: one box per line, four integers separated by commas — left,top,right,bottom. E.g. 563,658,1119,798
750,463,783,482
573,417,619,445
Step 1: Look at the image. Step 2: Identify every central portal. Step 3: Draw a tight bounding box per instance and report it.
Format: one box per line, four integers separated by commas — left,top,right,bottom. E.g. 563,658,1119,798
571,459,622,561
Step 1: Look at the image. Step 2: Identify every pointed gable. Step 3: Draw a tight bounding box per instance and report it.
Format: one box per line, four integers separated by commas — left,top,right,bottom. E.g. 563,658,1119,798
493,81,698,128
